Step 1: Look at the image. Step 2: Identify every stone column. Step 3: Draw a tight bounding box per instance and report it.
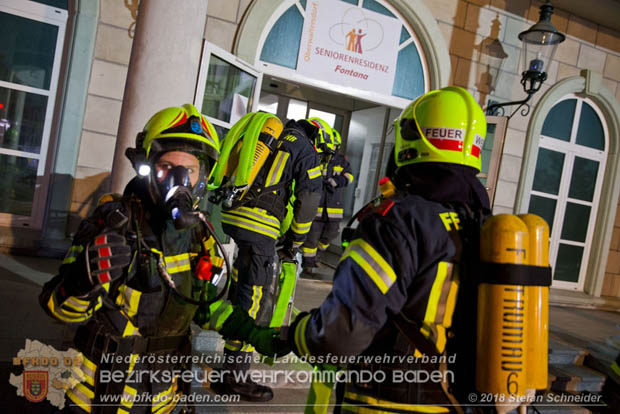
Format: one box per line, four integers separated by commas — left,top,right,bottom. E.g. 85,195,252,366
110,0,209,193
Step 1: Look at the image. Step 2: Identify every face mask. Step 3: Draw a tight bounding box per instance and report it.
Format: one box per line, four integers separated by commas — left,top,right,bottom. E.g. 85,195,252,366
157,165,200,229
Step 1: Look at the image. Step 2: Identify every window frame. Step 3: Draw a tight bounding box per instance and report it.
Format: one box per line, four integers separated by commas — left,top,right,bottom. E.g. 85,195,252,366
528,94,608,291
481,115,507,205
0,0,67,229
194,41,264,132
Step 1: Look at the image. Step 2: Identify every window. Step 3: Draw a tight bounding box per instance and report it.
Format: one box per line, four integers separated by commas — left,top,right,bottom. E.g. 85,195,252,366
258,0,427,104
0,0,67,228
527,95,608,290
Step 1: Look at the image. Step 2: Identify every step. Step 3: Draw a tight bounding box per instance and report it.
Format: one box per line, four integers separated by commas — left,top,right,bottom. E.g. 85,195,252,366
529,392,593,414
548,338,588,365
549,364,606,393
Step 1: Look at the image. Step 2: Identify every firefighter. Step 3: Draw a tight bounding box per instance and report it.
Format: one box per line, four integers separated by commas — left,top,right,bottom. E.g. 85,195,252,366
39,104,285,414
275,87,492,412
301,124,354,275
214,116,323,401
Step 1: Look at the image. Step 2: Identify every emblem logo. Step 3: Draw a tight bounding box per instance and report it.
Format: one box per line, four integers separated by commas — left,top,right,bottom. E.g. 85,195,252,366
23,371,48,403
191,120,202,134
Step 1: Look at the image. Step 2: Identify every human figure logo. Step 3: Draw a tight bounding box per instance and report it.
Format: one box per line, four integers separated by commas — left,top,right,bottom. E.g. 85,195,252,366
345,28,368,53
330,8,383,53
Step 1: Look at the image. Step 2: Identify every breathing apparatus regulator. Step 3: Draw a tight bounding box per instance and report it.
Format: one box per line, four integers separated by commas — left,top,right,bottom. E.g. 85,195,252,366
114,104,232,307
209,112,284,208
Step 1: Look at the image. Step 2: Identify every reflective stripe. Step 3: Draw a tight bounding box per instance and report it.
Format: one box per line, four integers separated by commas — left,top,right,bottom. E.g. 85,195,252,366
326,207,344,219
120,384,137,409
291,219,312,235
292,241,303,248
307,166,321,179
265,151,290,186
231,267,239,283
63,297,90,313
164,253,191,274
344,172,354,183
294,313,311,356
421,262,452,353
340,239,396,294
153,381,177,412
241,342,255,352
208,300,234,331
318,241,330,250
122,319,139,337
234,206,280,227
248,286,263,319
116,285,141,319
222,216,280,239
612,361,620,377
225,340,243,351
443,270,460,329
66,382,93,413
81,357,96,387
343,391,449,413
47,292,100,323
155,395,179,414
62,245,84,265
302,247,318,258
333,166,344,173
222,208,280,239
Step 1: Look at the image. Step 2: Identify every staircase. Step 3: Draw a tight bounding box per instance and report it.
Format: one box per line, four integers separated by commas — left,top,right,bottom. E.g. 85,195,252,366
532,335,610,413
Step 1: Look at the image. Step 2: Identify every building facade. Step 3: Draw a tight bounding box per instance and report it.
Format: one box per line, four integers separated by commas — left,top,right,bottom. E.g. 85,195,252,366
2,0,620,307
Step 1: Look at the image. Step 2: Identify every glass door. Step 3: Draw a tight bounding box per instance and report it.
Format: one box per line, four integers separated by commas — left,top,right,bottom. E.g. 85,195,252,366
194,42,263,140
0,1,67,228
527,95,607,291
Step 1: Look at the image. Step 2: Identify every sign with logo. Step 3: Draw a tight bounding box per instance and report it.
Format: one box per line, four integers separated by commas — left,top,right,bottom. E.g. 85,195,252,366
297,0,401,95
23,371,49,403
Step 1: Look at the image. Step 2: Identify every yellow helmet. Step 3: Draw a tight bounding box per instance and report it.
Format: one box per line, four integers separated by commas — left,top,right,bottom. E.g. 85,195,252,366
126,104,220,205
393,86,486,172
333,129,342,149
307,117,336,154
141,103,219,162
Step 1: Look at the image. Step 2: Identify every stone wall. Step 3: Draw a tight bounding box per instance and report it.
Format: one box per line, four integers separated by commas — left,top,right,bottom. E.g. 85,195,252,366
602,202,620,297
420,0,620,215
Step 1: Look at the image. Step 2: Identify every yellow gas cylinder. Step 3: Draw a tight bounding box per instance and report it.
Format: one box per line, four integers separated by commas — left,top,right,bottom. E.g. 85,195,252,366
518,214,549,391
247,116,283,186
477,214,529,398
238,116,283,200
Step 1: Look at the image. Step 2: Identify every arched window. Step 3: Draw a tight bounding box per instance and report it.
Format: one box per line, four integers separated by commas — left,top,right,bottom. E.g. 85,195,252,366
527,95,608,290
258,0,427,104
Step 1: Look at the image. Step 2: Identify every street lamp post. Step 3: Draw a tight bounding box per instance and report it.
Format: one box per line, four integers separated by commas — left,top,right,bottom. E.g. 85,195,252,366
486,1,566,118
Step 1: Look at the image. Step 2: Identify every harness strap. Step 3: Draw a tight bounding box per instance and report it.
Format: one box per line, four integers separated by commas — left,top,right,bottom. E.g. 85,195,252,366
478,262,552,286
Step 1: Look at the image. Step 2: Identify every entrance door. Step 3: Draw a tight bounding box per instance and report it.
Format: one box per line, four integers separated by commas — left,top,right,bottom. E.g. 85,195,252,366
0,1,67,229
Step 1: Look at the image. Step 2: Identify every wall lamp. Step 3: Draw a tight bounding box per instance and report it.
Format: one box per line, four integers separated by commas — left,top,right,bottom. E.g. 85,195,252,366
486,1,565,118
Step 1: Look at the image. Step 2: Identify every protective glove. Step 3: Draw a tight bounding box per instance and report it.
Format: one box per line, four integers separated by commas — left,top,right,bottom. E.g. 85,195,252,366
87,232,132,285
249,327,291,358
219,305,291,357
